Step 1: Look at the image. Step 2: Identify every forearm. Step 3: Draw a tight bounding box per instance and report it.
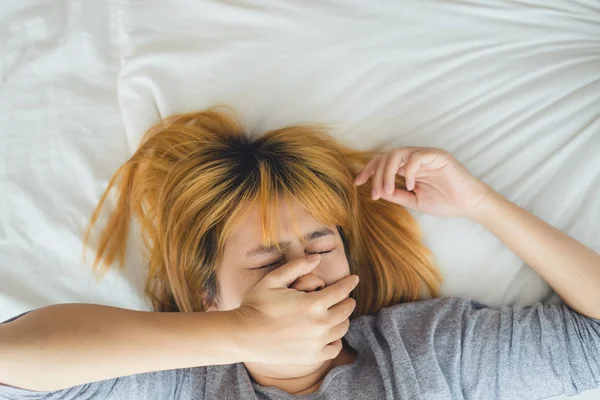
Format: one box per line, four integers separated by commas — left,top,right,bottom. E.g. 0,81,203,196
472,188,600,319
0,303,241,391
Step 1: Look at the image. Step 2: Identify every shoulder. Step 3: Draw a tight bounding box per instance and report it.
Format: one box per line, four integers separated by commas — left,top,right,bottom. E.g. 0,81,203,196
351,297,478,331
0,368,206,399
350,296,594,343
348,297,530,348
347,297,475,351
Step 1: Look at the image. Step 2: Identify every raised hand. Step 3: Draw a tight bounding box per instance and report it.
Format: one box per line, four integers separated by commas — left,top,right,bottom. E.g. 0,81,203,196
354,147,489,218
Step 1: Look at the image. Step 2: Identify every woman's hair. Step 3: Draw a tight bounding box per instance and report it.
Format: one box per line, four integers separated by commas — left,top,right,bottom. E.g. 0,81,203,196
84,109,441,315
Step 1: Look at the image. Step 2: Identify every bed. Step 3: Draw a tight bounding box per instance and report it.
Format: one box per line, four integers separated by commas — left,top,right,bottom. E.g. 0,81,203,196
1,1,599,398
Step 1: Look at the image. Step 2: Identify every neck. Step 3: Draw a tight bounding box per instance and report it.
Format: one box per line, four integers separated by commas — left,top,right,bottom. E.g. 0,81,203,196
245,345,356,395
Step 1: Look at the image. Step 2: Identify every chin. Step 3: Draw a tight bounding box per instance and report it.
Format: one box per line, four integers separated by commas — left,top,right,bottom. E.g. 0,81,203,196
244,360,328,380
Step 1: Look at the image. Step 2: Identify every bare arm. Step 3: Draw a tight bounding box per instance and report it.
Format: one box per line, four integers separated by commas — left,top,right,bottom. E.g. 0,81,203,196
0,304,240,392
0,256,357,392
471,188,600,319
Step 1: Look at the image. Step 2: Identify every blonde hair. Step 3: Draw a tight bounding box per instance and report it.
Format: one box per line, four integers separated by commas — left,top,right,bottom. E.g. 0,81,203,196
84,109,441,315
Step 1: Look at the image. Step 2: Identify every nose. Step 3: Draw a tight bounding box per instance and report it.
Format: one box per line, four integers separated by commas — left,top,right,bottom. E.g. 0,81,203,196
290,272,326,292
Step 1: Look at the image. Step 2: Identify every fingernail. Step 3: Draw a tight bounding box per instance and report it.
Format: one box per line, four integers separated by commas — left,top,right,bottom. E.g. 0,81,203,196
384,183,391,194
371,190,377,200
353,276,360,286
308,254,321,261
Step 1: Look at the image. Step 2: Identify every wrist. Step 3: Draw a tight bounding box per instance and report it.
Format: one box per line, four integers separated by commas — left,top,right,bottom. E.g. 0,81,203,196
466,185,506,224
225,306,260,364
166,309,248,367
213,309,250,364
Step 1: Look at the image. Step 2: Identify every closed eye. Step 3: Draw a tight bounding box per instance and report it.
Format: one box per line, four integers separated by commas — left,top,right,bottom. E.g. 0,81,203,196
255,250,333,270
256,258,284,270
308,250,333,255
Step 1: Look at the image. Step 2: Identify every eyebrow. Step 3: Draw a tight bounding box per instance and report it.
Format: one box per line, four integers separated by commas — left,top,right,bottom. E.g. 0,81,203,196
244,228,335,258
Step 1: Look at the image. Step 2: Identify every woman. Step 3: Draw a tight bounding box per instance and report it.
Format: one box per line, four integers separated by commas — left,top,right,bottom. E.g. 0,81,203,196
0,110,599,399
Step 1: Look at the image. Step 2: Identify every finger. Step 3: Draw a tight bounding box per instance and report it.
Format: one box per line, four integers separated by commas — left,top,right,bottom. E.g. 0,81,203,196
290,272,326,292
380,188,418,209
372,153,388,200
314,274,359,308
383,150,407,195
327,318,350,344
265,255,321,288
326,297,356,327
403,150,445,190
354,155,380,186
321,339,343,361
384,147,419,168
403,151,425,191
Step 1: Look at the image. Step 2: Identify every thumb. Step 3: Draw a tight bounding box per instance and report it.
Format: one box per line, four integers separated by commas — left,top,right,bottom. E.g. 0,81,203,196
381,188,418,209
266,255,321,288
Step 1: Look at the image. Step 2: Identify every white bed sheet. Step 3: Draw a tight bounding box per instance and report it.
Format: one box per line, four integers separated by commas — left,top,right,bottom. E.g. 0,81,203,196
1,1,599,399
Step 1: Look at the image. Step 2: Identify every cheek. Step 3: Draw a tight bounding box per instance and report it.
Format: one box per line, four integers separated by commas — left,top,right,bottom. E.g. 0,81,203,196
215,269,264,311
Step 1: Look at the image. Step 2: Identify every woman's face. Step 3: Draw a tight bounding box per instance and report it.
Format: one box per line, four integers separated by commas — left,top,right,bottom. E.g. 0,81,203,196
213,200,351,311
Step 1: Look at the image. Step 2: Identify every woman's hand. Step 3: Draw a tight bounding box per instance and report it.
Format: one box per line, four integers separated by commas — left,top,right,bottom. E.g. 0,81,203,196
354,147,489,218
232,255,359,365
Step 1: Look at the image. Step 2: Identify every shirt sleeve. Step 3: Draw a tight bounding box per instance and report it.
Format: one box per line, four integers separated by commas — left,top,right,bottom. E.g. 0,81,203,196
0,381,115,400
0,368,205,400
457,299,600,399
377,298,600,400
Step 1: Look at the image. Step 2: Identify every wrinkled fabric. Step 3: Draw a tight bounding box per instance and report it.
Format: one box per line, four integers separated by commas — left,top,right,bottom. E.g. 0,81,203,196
2,297,599,399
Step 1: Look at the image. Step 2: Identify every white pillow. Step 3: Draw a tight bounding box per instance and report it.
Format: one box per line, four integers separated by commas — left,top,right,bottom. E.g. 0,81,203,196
118,0,600,307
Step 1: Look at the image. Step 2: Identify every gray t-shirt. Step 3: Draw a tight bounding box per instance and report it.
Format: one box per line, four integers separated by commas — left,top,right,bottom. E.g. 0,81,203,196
1,297,599,400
